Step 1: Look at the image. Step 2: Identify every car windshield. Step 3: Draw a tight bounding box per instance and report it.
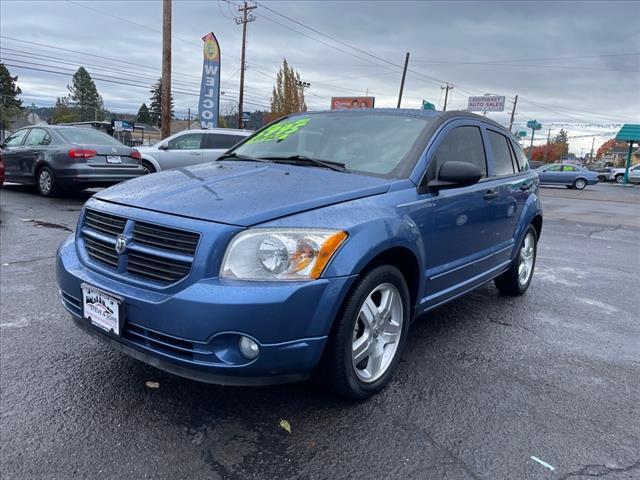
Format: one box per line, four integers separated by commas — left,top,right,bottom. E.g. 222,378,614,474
58,127,123,146
231,112,432,177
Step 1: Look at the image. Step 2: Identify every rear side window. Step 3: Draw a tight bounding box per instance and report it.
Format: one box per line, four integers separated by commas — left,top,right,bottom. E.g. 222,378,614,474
510,142,529,172
24,128,52,146
562,165,578,172
203,133,247,149
168,133,203,150
431,126,487,178
487,130,515,176
3,129,29,147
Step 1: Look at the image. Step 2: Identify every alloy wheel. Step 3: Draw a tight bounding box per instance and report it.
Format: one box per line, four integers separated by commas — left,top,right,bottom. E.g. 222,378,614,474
352,283,403,383
38,170,52,195
518,232,535,287
575,179,586,189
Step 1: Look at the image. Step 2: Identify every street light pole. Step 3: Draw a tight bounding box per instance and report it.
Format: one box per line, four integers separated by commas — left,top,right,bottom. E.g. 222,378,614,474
237,1,256,129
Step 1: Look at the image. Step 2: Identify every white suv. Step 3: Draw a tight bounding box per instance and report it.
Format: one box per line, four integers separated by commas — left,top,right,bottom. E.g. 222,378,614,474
138,128,252,173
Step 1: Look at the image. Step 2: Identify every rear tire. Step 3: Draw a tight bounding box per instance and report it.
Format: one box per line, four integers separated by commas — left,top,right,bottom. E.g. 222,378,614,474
615,174,624,184
319,265,410,400
574,178,587,190
36,166,60,197
494,225,537,296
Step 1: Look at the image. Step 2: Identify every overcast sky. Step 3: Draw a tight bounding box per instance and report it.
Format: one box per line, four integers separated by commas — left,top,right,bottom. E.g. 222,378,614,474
1,0,638,153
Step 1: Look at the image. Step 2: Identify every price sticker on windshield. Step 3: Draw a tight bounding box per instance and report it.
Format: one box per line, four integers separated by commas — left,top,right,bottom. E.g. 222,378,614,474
247,118,310,144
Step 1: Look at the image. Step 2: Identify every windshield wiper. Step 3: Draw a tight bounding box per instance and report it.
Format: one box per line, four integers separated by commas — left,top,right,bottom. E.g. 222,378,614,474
260,155,349,173
216,152,272,163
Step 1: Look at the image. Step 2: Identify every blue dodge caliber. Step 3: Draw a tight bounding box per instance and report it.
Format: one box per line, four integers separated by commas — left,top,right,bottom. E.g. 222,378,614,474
57,110,542,399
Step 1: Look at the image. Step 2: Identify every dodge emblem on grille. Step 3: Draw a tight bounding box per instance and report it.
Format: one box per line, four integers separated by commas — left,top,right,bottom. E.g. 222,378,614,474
115,235,128,255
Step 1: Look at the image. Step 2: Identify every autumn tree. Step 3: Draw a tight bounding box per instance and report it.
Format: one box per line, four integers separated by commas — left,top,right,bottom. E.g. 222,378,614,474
136,103,152,124
52,97,77,124
67,67,104,121
149,79,174,128
270,59,307,121
596,138,617,159
0,63,24,131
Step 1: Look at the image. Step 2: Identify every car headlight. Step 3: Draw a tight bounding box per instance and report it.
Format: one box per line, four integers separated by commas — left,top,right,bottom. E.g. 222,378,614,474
220,228,348,281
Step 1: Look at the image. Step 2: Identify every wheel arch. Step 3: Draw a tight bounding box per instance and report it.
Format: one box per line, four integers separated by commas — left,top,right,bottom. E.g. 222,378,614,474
141,154,161,172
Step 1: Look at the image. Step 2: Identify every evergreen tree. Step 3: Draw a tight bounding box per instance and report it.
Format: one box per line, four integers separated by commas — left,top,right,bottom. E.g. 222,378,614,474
0,63,24,131
553,129,568,145
149,79,174,128
136,103,152,124
52,97,77,124
269,59,307,121
67,66,104,121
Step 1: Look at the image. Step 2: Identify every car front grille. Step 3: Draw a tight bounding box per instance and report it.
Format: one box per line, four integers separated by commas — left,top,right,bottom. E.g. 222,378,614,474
133,221,199,255
81,209,200,284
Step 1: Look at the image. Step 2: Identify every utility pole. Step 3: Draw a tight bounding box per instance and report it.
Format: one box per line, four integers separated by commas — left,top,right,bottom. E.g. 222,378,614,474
237,1,256,129
397,52,410,108
589,137,595,162
508,94,518,132
441,84,453,111
161,0,172,139
187,107,191,129
543,128,551,163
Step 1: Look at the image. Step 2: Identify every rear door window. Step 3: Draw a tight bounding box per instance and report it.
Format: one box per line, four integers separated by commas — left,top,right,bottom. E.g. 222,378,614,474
431,125,487,178
203,134,247,149
562,165,578,172
24,128,52,146
487,130,516,176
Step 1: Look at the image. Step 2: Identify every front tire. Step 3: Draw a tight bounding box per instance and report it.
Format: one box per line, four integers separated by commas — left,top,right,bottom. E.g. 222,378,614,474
615,174,624,184
320,265,410,400
36,166,59,197
142,161,156,174
494,225,538,296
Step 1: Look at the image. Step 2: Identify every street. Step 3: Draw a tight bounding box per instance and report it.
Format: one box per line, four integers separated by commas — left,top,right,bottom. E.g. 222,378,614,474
1,183,639,480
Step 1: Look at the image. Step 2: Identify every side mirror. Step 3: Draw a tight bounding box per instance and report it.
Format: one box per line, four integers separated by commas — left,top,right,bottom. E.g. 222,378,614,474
427,161,482,189
158,143,169,150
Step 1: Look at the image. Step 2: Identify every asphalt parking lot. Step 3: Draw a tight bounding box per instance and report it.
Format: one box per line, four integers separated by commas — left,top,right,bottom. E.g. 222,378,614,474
1,182,639,480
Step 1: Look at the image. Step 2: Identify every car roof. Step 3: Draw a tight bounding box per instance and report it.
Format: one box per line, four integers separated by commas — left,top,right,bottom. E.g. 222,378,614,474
284,108,510,134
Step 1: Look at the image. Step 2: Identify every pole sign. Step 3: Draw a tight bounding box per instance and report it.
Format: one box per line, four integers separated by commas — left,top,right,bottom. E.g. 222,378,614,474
467,95,505,112
526,120,542,130
198,32,221,129
517,130,527,138
422,100,436,110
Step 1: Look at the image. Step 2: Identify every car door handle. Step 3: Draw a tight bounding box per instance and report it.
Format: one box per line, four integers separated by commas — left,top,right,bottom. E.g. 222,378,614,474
190,152,201,155
483,189,499,200
519,183,533,191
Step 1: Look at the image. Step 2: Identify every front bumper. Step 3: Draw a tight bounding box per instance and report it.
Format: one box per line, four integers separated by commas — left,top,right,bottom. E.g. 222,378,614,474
57,235,356,385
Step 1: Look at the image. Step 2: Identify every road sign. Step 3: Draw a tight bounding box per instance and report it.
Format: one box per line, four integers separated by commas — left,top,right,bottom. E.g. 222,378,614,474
467,95,505,112
242,112,250,122
422,100,436,110
517,130,527,138
526,120,542,130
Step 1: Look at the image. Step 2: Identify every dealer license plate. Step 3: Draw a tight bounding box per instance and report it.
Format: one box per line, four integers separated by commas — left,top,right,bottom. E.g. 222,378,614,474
106,155,122,164
81,285,121,336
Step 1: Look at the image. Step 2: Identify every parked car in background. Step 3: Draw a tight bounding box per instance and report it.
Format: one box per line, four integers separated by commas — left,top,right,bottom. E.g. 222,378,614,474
595,167,613,182
0,126,144,196
609,164,640,184
57,109,542,399
536,163,598,189
0,150,5,187
137,128,252,173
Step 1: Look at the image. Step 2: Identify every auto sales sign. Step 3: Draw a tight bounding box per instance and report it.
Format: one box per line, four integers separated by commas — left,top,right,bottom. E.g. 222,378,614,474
199,32,221,129
467,95,505,112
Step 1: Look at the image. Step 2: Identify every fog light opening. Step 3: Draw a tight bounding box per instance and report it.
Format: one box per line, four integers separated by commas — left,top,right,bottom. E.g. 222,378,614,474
238,336,260,360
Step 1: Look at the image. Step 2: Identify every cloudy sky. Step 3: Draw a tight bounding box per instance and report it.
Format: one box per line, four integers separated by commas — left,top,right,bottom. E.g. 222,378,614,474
1,0,638,153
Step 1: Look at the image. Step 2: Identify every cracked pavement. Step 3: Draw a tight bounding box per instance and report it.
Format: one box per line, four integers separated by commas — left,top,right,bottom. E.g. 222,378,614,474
1,182,639,479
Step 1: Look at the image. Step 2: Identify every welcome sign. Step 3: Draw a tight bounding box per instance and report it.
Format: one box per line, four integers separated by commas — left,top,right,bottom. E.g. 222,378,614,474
199,32,221,129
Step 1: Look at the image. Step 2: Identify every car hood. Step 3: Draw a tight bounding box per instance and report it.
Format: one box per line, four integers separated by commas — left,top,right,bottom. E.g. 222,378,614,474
95,161,391,226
